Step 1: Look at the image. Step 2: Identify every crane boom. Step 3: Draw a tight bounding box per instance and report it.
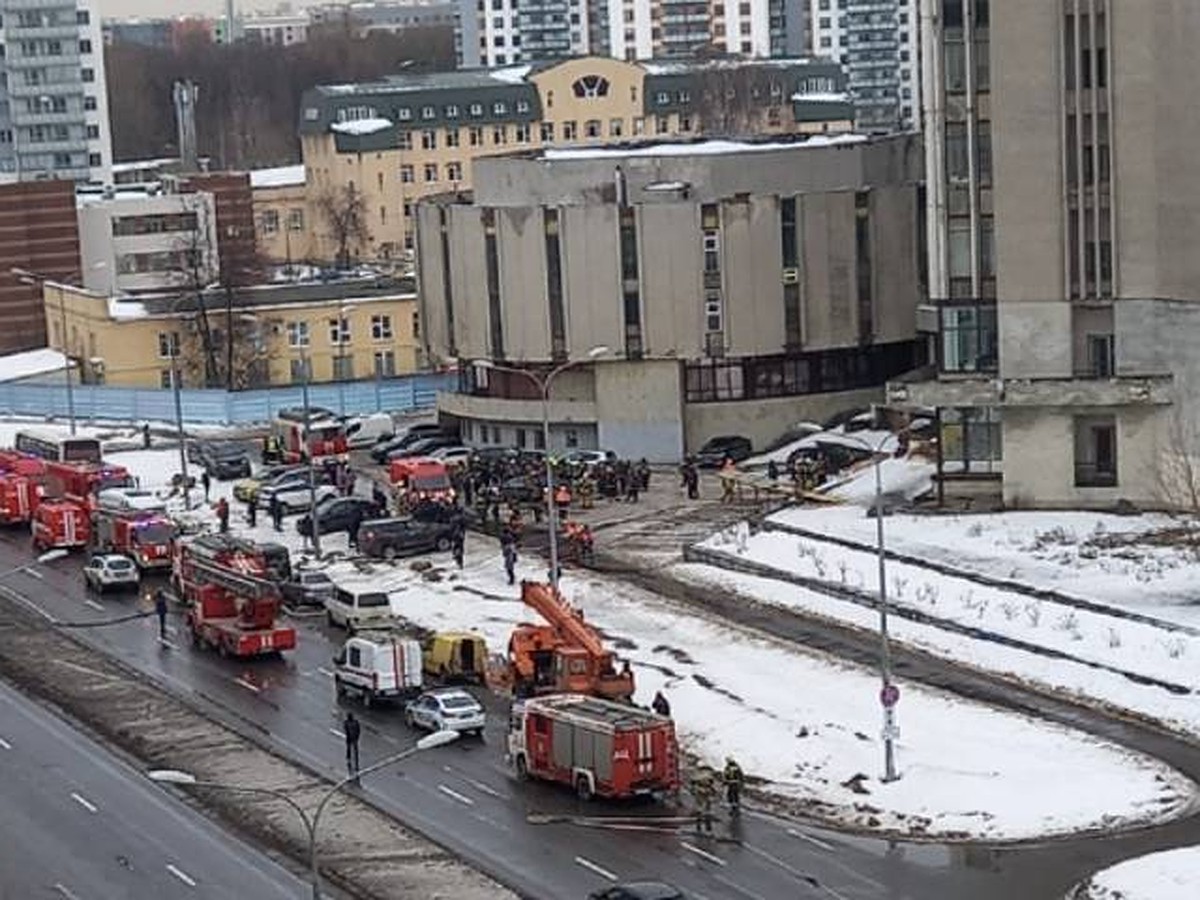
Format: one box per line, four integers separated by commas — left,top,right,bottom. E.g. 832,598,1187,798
520,581,604,657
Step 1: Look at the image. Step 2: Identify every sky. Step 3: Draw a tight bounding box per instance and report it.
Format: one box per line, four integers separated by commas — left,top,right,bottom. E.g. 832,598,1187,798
98,1,302,19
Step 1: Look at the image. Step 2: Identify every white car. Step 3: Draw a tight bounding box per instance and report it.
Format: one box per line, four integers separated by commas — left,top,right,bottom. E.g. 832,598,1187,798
96,488,165,514
564,449,614,469
83,554,141,593
344,413,395,449
258,481,338,514
427,446,473,467
405,688,486,737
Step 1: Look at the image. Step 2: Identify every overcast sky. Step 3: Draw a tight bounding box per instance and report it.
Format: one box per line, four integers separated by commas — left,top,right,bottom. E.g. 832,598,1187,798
98,1,302,19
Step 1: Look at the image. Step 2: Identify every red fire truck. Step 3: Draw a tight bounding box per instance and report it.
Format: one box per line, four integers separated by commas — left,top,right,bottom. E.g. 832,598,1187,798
173,535,296,658
91,508,177,571
31,460,135,552
271,409,349,464
388,457,454,510
0,451,45,525
32,499,89,551
507,694,679,801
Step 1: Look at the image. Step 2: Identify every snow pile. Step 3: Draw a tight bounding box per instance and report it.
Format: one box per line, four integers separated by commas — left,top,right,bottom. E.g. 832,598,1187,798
543,135,867,161
0,348,71,383
250,165,306,189
824,456,934,503
330,117,393,136
1073,846,1200,899
107,295,149,320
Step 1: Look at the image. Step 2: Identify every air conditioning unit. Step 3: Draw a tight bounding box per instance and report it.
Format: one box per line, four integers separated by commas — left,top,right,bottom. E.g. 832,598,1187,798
782,268,799,284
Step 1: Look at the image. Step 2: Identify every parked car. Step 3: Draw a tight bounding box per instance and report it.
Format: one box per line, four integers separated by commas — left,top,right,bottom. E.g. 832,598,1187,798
404,688,485,736
296,496,381,536
369,426,457,463
198,442,252,480
426,445,473,468
358,517,456,561
96,488,164,514
83,553,141,594
233,464,304,503
694,435,754,468
470,447,517,466
563,449,615,470
258,478,338,514
344,413,395,449
280,570,335,608
325,584,395,630
589,883,688,900
386,435,461,461
499,477,543,507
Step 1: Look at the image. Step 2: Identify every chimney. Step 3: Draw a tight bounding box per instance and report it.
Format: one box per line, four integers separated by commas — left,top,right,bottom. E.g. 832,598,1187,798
173,81,200,173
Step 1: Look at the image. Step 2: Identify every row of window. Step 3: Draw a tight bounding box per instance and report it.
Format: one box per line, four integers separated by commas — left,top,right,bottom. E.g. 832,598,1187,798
159,351,401,389
4,10,91,27
282,313,416,349
2,37,94,57
259,207,305,235
389,112,706,153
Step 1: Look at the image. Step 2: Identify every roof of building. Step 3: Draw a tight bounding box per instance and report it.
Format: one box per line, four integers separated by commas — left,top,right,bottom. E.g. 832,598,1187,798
249,164,306,189
121,275,417,318
0,348,72,383
539,133,868,161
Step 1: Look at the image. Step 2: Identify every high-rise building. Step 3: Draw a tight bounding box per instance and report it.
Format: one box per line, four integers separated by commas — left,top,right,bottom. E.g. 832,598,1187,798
891,0,1200,510
0,0,112,184
808,0,920,131
457,0,807,67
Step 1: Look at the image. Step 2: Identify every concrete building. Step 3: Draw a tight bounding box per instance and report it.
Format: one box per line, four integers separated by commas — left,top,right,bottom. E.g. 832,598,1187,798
241,13,309,46
889,0,1200,511
0,0,112,184
809,0,920,131
45,275,422,389
457,0,807,67
300,55,853,262
310,1,458,35
417,133,925,460
251,164,315,263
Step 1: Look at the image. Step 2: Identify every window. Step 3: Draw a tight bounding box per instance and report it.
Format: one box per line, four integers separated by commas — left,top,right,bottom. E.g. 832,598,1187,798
286,321,310,348
1075,416,1118,487
290,357,312,384
261,209,279,234
84,96,96,111
397,132,413,150
424,163,438,182
79,38,92,54
371,314,393,340
572,75,610,98
421,105,435,119
81,68,94,83
421,129,436,150
941,406,1002,475
400,164,414,183
655,91,670,105
160,369,176,389
397,106,412,120
1086,333,1115,378
469,103,483,117
446,161,463,181
584,119,601,138
77,9,90,24
562,121,577,141
288,208,304,231
445,128,460,148
157,331,180,359
412,310,420,338
492,101,507,115
540,122,555,142
492,125,507,144
445,104,460,118
469,126,484,146
374,351,396,377
332,355,354,381
940,305,997,373
328,317,351,345
514,123,530,143
516,100,530,113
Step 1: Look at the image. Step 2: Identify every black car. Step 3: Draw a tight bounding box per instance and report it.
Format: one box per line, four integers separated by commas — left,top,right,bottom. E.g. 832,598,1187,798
358,517,456,560
500,476,543,506
297,496,382,536
199,443,252,480
589,883,687,900
280,570,335,607
694,435,754,468
370,428,457,463
386,435,460,460
259,542,292,582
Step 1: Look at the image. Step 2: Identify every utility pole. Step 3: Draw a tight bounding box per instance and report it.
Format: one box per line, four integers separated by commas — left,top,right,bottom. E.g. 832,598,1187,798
172,353,191,511
301,353,321,557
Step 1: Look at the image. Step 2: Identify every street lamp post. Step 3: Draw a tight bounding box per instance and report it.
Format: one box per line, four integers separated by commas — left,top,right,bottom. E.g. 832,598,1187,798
300,350,321,558
149,729,458,900
474,345,609,590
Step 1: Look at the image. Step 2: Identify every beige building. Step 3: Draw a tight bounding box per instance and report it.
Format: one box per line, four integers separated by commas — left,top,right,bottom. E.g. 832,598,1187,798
251,165,316,264
44,276,421,389
298,56,854,262
417,134,925,460
891,0,1199,510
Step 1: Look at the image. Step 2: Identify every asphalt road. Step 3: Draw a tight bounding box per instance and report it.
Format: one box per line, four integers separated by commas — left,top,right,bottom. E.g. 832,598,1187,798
0,679,306,900
0,530,1193,900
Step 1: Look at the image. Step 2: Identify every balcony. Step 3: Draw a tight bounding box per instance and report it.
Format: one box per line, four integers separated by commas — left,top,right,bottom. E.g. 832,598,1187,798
10,109,83,127
7,79,82,98
887,373,1174,410
4,23,81,39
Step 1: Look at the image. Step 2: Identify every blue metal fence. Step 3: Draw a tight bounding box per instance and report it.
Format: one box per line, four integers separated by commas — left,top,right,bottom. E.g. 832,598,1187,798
0,373,455,425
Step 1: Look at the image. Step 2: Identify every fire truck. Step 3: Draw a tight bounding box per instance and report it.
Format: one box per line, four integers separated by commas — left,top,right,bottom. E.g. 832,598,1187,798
91,508,177,571
0,450,45,525
30,460,136,552
508,694,679,801
271,409,349,464
388,457,454,510
173,535,296,658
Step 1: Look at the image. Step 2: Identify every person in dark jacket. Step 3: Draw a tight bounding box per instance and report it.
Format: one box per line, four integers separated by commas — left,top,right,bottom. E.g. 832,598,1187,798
450,521,466,568
652,690,671,717
502,539,518,585
200,469,211,502
269,493,283,532
343,712,361,778
153,588,169,640
216,497,229,533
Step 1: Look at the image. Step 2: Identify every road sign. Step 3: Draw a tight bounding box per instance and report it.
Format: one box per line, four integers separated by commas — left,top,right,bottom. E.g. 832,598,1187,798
880,683,900,708
881,724,901,742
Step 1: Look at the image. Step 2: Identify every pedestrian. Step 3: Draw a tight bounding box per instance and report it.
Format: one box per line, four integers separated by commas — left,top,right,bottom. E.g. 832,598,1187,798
451,522,465,569
216,497,229,533
767,459,780,481
625,472,640,503
343,712,361,779
153,588,169,641
345,470,357,497
201,469,211,502
719,458,737,504
502,539,518,585
372,483,389,516
347,509,363,550
637,459,651,491
723,756,745,811
142,423,152,449
652,690,671,717
269,493,283,532
245,496,257,528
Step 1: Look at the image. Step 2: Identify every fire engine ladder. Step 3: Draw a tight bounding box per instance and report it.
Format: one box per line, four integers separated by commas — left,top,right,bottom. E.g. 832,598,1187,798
189,559,276,599
520,582,606,657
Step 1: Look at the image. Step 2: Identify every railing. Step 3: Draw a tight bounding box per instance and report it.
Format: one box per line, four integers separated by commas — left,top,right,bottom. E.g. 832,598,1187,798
0,373,455,426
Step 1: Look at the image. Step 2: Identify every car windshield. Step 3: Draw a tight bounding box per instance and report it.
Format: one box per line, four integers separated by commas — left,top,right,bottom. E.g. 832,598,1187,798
302,573,331,585
356,593,389,608
412,474,451,491
133,522,175,544
214,447,245,459
440,695,477,709
106,558,133,570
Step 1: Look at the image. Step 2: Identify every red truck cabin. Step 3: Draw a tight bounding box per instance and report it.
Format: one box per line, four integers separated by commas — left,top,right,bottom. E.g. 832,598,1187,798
389,458,454,504
32,501,89,550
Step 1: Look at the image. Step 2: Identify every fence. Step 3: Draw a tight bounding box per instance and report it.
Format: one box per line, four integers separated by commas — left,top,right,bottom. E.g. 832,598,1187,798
0,373,455,425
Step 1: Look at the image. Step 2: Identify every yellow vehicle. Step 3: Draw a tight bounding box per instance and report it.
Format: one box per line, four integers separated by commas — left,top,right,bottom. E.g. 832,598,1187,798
423,632,487,683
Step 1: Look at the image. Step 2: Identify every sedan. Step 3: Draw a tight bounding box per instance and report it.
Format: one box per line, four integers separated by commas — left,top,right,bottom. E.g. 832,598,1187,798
405,689,485,737
386,436,460,461
589,884,688,900
280,570,335,608
233,464,305,503
83,554,140,594
427,445,473,468
258,473,337,512
358,517,456,561
296,496,382,536
199,443,252,480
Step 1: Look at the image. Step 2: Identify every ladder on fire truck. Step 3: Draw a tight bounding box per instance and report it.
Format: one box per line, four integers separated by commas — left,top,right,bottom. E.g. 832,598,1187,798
188,558,277,599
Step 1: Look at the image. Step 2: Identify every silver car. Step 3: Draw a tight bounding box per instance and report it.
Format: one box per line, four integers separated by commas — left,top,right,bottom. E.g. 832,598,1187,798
405,689,485,737
83,554,141,594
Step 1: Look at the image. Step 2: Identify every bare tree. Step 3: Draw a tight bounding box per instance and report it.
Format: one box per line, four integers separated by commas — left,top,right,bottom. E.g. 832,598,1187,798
317,184,370,269
1157,394,1200,513
173,197,221,387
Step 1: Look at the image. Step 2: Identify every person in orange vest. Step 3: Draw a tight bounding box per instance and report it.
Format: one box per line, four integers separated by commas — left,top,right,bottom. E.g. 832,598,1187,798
553,483,572,518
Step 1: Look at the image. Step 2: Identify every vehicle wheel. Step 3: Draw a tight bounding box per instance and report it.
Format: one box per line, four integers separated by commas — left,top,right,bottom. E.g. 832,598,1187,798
435,536,450,552
383,545,397,562
404,711,416,728
334,677,347,699
471,728,483,739
326,610,335,627
515,755,529,780
362,691,373,710
575,774,593,801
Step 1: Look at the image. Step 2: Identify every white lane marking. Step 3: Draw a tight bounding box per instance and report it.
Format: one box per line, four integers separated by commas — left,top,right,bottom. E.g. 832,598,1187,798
436,784,475,806
680,841,727,866
53,884,81,900
24,568,43,580
317,667,334,677
84,599,105,612
441,765,507,799
787,828,835,851
0,584,54,621
166,863,197,887
70,792,98,814
329,728,345,739
0,737,10,750
234,677,261,694
573,856,618,882
158,638,178,649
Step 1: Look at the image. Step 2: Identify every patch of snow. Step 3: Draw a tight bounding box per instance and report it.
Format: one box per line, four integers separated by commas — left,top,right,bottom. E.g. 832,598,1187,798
1073,845,1200,899
643,181,689,192
826,457,935,503
543,135,867,161
250,165,306,189
791,91,851,103
330,117,393,136
107,295,149,320
0,348,72,383
489,64,532,84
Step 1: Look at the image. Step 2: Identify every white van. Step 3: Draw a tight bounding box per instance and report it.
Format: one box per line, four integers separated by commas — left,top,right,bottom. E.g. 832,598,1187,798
333,632,423,706
344,413,395,449
325,584,395,631
96,488,165,514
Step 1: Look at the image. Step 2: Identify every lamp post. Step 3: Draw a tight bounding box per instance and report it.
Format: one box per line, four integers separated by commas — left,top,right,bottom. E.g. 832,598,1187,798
473,345,609,590
149,729,458,900
12,269,76,435
300,349,321,558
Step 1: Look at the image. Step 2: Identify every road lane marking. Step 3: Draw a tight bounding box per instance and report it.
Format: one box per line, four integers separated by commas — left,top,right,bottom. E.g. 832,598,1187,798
53,884,81,900
234,677,261,694
317,667,334,677
0,737,10,750
437,784,475,806
24,568,43,580
680,841,726,866
70,792,98,814
166,864,197,887
329,728,345,739
0,584,54,621
441,765,507,799
573,856,618,881
787,827,835,851
84,599,105,612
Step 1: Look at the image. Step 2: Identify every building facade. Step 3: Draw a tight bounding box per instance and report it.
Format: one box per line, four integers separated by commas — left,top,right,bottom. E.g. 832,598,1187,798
251,165,316,264
299,55,852,261
0,0,112,184
809,0,920,131
241,13,309,46
45,276,422,389
890,0,1200,510
418,134,925,460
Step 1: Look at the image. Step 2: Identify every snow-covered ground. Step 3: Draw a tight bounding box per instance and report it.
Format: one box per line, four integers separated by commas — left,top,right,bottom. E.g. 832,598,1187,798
1071,845,1200,899
90,444,1200,843
771,506,1200,629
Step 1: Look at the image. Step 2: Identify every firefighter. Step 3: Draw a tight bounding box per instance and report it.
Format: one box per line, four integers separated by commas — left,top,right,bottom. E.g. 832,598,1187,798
576,472,595,510
719,458,737,503
269,493,283,532
502,538,518,585
216,497,230,534
245,495,257,528
142,423,152,449
723,756,745,812
692,769,716,834
451,520,465,569
553,483,572,518
153,588,169,641
636,458,651,491
652,690,671,718
767,459,780,482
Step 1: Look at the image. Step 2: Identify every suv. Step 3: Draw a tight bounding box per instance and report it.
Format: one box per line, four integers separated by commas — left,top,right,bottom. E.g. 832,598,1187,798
199,443,252,480
281,570,334,608
83,554,140,593
358,517,455,561
325,585,394,630
297,496,382,536
694,435,753,468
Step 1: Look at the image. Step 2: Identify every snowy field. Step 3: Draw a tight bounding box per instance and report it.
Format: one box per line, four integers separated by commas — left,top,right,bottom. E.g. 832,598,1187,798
82,443,1200,842
1071,845,1200,899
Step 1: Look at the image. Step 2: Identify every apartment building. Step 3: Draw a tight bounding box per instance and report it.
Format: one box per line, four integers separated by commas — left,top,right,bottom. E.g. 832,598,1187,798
890,0,1200,510
251,165,316,264
44,276,422,389
809,0,920,131
310,1,458,35
0,0,112,184
241,13,310,46
457,0,807,67
299,55,852,261
418,134,925,459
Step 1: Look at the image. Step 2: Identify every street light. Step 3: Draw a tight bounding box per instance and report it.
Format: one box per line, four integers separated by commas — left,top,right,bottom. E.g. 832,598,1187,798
474,345,609,590
149,729,458,900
